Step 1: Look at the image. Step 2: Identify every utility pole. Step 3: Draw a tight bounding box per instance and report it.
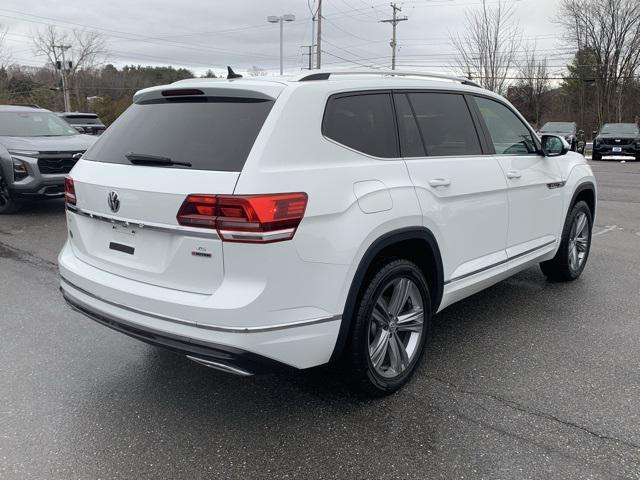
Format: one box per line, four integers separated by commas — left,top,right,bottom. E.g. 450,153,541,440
54,44,72,111
303,45,314,70
316,0,322,69
380,3,407,70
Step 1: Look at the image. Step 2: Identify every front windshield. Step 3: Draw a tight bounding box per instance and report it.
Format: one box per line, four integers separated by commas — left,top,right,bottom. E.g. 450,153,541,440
0,112,79,137
600,123,639,135
539,122,574,134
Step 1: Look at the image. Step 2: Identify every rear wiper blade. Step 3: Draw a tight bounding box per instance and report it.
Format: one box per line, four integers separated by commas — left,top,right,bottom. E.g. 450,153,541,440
125,152,192,167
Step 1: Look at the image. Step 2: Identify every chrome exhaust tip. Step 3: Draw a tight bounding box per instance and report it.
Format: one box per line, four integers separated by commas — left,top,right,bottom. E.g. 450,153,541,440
186,355,253,376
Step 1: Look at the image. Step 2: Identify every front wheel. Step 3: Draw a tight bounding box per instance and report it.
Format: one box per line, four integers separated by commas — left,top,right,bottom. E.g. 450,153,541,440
592,151,602,161
0,175,19,214
344,259,432,396
540,201,592,281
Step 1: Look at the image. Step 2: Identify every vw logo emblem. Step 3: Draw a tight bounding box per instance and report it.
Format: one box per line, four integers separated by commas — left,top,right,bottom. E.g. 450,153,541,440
107,191,120,213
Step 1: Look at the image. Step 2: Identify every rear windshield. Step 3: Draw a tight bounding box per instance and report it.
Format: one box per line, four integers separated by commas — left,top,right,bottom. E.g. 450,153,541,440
600,123,639,135
83,97,274,171
539,122,575,134
64,116,102,125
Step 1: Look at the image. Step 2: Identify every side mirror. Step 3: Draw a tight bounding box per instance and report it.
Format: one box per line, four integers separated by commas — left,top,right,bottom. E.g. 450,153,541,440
541,134,568,157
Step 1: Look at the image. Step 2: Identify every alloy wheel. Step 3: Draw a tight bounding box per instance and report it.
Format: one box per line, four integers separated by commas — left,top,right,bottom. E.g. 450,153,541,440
568,212,589,271
368,277,424,378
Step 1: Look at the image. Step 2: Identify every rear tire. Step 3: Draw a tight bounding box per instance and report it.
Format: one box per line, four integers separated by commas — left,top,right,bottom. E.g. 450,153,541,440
344,259,432,397
540,201,592,281
0,175,19,214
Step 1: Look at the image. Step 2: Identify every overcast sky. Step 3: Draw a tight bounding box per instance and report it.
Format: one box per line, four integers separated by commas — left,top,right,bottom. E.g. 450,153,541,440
0,0,568,77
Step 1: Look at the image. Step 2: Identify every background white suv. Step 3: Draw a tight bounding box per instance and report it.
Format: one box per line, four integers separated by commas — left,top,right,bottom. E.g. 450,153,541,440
59,70,596,396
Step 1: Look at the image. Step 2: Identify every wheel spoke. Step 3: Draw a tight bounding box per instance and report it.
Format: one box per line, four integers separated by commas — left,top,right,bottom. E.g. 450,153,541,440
575,214,587,237
372,297,390,326
397,308,424,333
569,245,578,269
388,333,409,373
369,331,389,368
576,237,588,253
388,278,410,317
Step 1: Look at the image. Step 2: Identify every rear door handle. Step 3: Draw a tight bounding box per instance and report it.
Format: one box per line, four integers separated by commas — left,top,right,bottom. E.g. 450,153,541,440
428,178,451,188
506,170,522,179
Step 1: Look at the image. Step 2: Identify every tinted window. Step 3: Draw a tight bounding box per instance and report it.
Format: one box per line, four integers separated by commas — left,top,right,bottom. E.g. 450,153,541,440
539,122,575,134
600,123,639,135
407,93,482,156
474,97,536,154
0,112,78,137
323,93,398,158
84,97,274,172
64,116,102,125
394,93,426,157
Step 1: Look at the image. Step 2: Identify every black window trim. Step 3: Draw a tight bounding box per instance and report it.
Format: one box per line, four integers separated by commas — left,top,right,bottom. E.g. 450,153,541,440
321,89,401,160
392,89,493,159
468,93,542,156
320,88,542,160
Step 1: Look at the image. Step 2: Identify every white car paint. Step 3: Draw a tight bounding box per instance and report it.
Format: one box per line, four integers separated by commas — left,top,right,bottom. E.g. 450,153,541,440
58,72,596,373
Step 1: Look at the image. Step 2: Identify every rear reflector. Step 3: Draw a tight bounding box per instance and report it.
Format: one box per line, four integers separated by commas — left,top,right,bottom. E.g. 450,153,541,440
64,176,76,205
177,193,308,243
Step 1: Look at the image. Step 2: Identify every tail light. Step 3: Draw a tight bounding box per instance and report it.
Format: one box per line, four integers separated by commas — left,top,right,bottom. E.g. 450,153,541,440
64,176,76,205
177,193,308,243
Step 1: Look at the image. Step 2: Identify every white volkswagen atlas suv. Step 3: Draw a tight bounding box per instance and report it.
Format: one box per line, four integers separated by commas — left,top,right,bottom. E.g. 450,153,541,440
59,70,596,396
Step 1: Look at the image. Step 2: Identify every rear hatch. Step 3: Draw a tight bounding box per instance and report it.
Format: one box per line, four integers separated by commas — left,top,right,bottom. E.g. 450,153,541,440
67,86,279,294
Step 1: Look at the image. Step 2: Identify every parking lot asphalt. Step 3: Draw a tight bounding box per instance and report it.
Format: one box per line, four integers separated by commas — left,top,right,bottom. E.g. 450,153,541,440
1,159,639,480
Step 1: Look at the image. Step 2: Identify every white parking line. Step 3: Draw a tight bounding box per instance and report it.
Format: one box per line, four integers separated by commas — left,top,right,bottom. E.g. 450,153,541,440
593,225,620,236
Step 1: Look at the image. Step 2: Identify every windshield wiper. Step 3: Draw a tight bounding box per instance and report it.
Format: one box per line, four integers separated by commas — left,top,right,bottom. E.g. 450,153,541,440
125,152,192,167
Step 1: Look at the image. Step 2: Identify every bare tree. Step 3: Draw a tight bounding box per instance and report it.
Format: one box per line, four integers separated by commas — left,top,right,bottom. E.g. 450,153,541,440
247,65,267,77
515,47,551,127
558,0,640,124
0,24,10,68
451,0,522,94
32,26,108,110
451,0,521,95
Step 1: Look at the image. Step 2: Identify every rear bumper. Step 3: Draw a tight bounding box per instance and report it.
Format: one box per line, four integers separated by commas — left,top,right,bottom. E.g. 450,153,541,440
58,241,343,370
61,289,291,375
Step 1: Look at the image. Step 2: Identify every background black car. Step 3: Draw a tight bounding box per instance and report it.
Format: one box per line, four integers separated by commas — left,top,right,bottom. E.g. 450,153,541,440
57,112,106,135
592,123,640,161
538,122,586,154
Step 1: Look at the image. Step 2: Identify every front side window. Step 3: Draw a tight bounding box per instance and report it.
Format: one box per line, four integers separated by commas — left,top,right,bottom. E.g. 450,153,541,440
322,93,398,158
407,92,482,156
474,97,537,155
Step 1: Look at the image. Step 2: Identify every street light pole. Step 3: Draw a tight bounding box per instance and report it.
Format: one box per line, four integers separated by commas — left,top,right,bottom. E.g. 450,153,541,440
280,18,284,75
268,14,296,76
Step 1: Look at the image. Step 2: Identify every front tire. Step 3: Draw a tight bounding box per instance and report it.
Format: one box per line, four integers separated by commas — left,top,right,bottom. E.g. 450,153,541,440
540,201,592,281
345,259,432,396
592,150,602,161
0,175,19,214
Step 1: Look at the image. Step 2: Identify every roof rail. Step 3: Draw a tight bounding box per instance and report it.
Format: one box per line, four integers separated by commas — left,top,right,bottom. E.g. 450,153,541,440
294,70,482,88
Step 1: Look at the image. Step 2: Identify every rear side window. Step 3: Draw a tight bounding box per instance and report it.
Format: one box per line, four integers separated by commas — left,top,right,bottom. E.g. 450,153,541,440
322,93,398,158
407,92,482,156
83,97,274,171
474,96,536,155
